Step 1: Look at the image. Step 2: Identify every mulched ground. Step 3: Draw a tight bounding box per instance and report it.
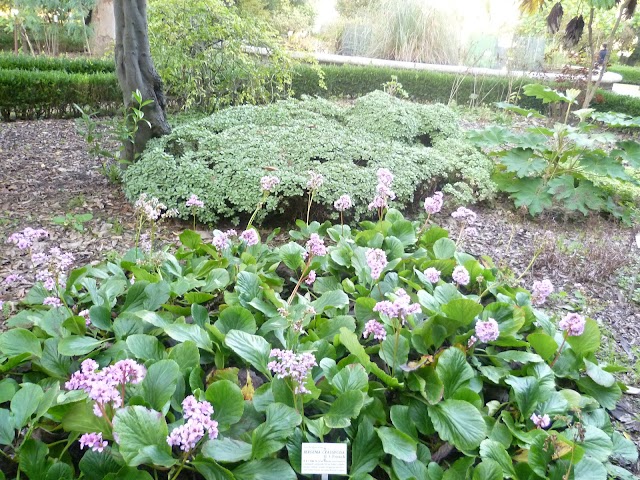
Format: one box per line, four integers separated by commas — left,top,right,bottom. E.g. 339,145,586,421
1,118,639,468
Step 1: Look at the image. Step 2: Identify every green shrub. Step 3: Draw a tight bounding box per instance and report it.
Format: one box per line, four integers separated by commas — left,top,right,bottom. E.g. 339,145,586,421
0,69,120,120
0,53,115,74
0,208,635,479
123,91,495,224
609,64,640,86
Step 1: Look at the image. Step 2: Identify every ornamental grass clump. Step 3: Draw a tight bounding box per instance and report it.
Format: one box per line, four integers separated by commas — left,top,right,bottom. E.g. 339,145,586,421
0,171,635,479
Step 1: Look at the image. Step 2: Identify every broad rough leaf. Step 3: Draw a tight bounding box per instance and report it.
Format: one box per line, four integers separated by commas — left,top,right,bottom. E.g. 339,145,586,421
0,328,42,358
324,390,365,428
436,347,474,398
251,404,302,460
501,148,547,178
163,323,213,352
376,426,418,463
350,419,384,476
112,406,175,467
498,177,553,216
205,380,245,429
225,330,271,377
202,438,252,463
428,399,487,450
142,360,180,412
233,459,297,480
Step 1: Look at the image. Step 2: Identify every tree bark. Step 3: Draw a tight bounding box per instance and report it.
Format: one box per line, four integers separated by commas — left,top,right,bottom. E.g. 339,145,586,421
114,0,170,162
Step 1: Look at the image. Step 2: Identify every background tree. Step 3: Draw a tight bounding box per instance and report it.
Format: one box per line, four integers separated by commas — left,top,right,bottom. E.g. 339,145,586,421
519,0,638,106
114,0,170,161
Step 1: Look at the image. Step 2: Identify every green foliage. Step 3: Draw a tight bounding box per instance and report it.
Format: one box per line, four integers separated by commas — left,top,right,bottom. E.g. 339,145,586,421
51,213,93,232
123,91,495,224
0,205,633,479
468,84,640,223
609,65,640,86
0,53,114,74
148,0,296,112
0,68,119,120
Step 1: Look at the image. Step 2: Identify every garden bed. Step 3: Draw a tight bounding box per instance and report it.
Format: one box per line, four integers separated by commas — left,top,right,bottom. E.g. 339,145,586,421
1,118,640,477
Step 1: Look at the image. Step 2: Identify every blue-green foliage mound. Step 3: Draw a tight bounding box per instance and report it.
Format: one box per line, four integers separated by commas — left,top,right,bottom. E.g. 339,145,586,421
124,91,495,224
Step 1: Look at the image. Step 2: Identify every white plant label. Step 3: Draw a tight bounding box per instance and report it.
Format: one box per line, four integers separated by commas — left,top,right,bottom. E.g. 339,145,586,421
301,443,348,475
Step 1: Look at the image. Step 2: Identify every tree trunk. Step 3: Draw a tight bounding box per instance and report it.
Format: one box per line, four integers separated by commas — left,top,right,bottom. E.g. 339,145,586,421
114,0,170,162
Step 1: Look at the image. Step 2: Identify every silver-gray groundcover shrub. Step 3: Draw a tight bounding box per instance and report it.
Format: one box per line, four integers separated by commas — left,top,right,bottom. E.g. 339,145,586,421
123,91,495,224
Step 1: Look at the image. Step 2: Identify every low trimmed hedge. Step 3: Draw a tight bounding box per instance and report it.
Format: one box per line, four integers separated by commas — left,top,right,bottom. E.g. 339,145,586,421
0,68,121,120
0,53,115,74
609,65,640,86
292,64,640,117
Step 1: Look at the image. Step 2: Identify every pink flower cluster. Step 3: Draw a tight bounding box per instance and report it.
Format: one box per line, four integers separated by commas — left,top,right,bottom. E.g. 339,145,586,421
4,274,24,285
305,270,316,285
79,309,91,326
79,432,108,453
373,289,421,324
363,319,387,341
43,296,62,308
186,194,205,208
452,266,470,286
530,413,551,429
424,192,443,215
531,279,554,305
451,207,477,223
268,349,317,394
212,229,237,251
66,358,146,418
7,227,49,250
366,248,388,280
559,312,586,336
134,193,178,222
32,247,75,290
334,194,353,212
475,318,500,343
167,395,219,452
260,175,280,192
423,267,441,284
240,229,259,246
305,234,327,258
368,168,396,211
307,171,324,190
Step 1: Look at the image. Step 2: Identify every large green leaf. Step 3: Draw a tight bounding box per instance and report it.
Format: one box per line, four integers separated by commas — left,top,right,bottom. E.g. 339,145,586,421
202,438,252,463
78,450,123,480
584,359,615,388
498,177,553,216
527,332,558,361
205,380,245,430
436,347,474,398
279,242,306,270
0,409,15,445
428,400,487,450
479,439,516,478
233,459,297,480
388,219,416,246
163,323,213,352
379,334,409,371
112,406,175,467
441,299,482,327
566,318,600,357
311,290,349,314
573,457,608,480
126,334,166,362
11,383,43,429
505,376,547,418
215,306,256,335
324,390,365,428
376,426,417,463
58,336,105,356
0,328,42,358
568,425,613,462
225,330,271,377
330,364,369,394
168,341,200,373
142,360,180,412
235,271,261,304
251,403,302,459
350,419,384,476
501,148,547,178
433,238,456,259
192,456,235,480
523,84,573,104
19,439,51,480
